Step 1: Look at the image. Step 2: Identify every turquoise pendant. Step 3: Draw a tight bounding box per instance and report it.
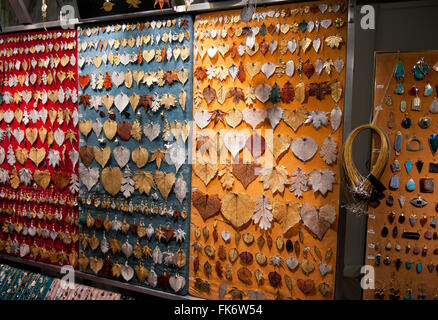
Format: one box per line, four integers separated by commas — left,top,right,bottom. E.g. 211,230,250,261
424,83,433,97
429,134,438,155
406,261,413,270
400,100,407,112
395,84,404,94
416,262,422,273
413,57,430,80
406,178,416,191
395,60,405,81
405,161,413,173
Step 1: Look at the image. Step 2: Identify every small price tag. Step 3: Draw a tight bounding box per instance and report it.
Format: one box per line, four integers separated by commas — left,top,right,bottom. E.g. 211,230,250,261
367,255,375,260
369,214,376,219
376,84,384,89
368,243,375,249
368,229,375,234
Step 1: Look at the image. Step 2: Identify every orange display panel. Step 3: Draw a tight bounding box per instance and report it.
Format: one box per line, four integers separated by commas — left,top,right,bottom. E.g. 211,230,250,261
189,1,347,300
365,51,438,300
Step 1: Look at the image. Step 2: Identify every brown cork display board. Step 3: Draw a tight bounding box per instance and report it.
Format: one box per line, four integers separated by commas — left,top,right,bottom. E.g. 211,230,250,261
365,51,438,300
189,1,347,300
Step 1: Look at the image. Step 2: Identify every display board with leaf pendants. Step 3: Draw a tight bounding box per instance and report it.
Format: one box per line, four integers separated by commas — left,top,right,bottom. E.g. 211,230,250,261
77,16,193,295
0,29,80,268
190,1,347,300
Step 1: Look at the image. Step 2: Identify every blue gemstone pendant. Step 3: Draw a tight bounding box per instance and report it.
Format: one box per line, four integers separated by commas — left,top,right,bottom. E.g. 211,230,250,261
429,134,438,155
395,60,405,81
406,178,416,191
405,161,413,173
395,83,404,94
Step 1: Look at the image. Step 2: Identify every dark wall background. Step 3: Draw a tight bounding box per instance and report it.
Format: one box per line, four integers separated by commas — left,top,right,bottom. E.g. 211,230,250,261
337,0,438,299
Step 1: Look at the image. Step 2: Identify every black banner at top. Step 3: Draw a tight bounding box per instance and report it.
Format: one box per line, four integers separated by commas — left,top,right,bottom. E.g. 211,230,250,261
77,0,172,19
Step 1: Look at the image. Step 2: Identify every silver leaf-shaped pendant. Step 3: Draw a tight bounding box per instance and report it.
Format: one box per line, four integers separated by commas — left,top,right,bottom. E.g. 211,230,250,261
174,174,187,205
307,169,337,197
320,3,328,13
267,105,283,130
268,39,278,54
286,59,295,77
93,119,103,138
304,111,329,130
242,107,267,129
90,95,102,111
288,37,297,54
69,173,79,194
113,146,130,168
238,42,246,56
121,166,134,198
228,64,239,82
121,262,134,282
143,122,161,142
79,164,99,191
146,224,154,240
168,145,186,173
313,36,321,53
223,131,246,158
69,149,79,169
163,251,175,266
291,137,318,162
54,128,65,147
29,109,40,124
169,274,186,293
320,136,338,165
100,233,109,254
315,58,324,77
153,245,163,264
194,110,212,129
39,108,48,124
18,168,32,186
147,267,158,287
321,19,332,29
261,62,276,79
122,238,133,258
307,19,315,33
47,149,61,168
330,105,343,133
0,147,4,165
255,83,272,103
334,57,345,74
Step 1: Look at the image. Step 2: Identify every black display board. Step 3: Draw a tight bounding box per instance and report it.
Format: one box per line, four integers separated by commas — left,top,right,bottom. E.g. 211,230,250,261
77,0,173,19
